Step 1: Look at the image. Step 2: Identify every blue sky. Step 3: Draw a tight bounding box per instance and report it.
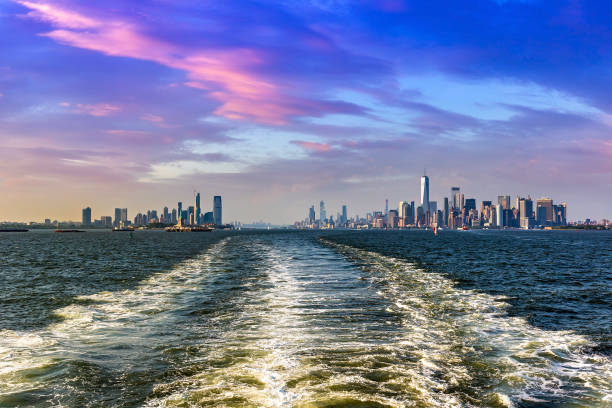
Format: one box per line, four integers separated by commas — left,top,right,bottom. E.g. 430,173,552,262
1,0,611,222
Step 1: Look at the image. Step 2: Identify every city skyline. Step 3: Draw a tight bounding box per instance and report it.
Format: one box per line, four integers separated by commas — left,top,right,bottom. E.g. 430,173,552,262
2,1,612,222
2,177,610,225
295,173,586,229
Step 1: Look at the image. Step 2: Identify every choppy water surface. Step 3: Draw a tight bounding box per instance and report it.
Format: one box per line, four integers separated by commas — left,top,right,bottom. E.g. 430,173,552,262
0,230,610,407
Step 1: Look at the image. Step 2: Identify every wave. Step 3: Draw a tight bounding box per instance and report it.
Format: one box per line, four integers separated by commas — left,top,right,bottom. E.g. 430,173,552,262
321,239,612,407
2,234,610,407
0,239,232,402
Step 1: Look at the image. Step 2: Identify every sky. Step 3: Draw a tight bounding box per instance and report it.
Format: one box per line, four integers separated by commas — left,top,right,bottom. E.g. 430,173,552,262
1,0,611,223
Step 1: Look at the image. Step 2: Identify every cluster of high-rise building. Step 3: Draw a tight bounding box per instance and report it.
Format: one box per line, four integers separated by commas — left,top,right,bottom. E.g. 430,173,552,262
80,193,223,228
295,174,568,230
299,201,349,229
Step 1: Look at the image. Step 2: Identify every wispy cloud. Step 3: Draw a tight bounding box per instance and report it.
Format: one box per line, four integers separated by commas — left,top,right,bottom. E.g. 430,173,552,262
73,103,120,117
291,140,332,153
59,101,120,116
4,0,612,221
16,0,367,124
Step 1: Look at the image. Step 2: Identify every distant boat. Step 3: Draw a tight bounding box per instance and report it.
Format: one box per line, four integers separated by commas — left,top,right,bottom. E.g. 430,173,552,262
0,229,28,232
55,229,85,233
112,227,134,232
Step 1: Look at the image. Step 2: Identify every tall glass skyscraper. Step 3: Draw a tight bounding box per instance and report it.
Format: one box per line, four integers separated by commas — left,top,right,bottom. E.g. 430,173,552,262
451,187,461,210
213,196,222,225
195,193,201,225
497,195,511,210
319,200,326,222
420,175,430,214
443,197,449,226
82,207,91,226
114,208,121,227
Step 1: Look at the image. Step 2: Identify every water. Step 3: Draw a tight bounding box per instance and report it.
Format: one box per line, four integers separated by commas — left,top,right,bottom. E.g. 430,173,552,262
0,230,610,407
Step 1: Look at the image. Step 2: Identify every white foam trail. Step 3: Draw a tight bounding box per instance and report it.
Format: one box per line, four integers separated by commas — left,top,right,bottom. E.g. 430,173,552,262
146,241,307,407
145,238,466,407
6,235,609,407
0,239,231,396
324,240,612,407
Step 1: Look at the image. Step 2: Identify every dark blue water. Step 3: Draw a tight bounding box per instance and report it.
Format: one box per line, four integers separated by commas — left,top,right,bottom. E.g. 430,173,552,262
0,229,610,407
320,230,612,355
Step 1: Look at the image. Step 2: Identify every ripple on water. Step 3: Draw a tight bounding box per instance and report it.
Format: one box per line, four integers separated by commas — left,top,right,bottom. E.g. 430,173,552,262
1,233,611,407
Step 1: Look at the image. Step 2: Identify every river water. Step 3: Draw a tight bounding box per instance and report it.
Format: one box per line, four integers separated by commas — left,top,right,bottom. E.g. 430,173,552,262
0,230,610,407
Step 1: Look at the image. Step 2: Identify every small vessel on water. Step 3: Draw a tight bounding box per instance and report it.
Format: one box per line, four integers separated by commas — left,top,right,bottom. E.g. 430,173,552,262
55,229,86,233
0,229,28,232
112,227,134,232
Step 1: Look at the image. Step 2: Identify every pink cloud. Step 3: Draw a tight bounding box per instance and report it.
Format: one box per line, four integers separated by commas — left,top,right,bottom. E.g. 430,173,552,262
292,140,332,153
16,1,312,124
140,114,164,123
17,0,99,29
73,103,120,116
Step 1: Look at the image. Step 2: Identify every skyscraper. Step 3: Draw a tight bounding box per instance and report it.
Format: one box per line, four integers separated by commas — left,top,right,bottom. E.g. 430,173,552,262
443,197,449,227
536,205,547,226
177,202,182,222
203,211,214,224
558,202,567,225
213,196,222,225
188,206,194,225
464,198,476,212
399,201,410,226
420,175,430,215
163,206,169,223
195,192,201,225
429,201,437,225
429,201,437,213
319,200,326,222
114,208,121,227
497,195,510,210
120,208,128,225
82,207,91,226
519,197,533,229
385,199,389,216
451,187,461,210
536,198,553,225
308,206,315,224
342,205,347,224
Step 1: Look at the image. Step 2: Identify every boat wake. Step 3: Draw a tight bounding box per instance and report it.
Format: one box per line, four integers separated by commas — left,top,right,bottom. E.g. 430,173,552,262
1,234,610,407
321,239,612,407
